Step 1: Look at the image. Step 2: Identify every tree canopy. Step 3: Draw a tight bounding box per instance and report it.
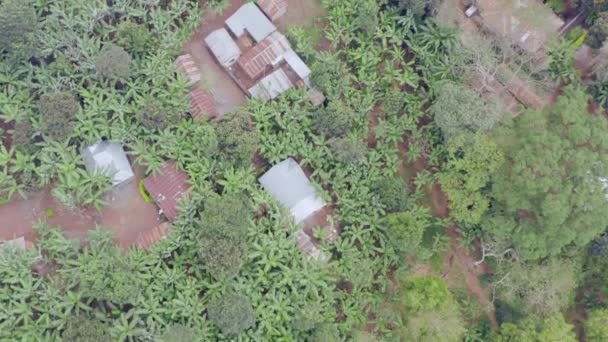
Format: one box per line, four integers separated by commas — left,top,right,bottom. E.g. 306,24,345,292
484,86,608,260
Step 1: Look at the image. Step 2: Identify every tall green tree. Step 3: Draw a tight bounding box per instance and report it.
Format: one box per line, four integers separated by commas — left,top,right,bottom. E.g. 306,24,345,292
586,308,608,342
439,132,504,224
485,86,608,260
197,193,251,278
430,81,503,139
0,0,37,59
492,314,576,342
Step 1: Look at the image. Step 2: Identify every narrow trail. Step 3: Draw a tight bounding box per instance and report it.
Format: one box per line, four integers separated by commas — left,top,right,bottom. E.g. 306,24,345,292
431,186,499,328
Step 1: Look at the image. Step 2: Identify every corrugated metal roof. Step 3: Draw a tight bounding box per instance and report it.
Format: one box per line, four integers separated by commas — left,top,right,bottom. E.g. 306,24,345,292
259,158,325,223
226,3,277,43
256,0,288,21
174,54,201,88
189,89,218,119
143,161,191,223
284,50,311,86
81,142,134,186
135,222,170,250
205,28,241,67
237,31,291,80
248,68,293,101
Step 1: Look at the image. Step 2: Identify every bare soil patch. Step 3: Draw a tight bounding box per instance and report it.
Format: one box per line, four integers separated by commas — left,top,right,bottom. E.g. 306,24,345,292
0,162,163,249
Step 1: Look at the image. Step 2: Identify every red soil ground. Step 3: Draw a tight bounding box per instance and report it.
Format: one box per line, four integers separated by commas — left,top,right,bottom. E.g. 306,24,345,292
0,162,164,249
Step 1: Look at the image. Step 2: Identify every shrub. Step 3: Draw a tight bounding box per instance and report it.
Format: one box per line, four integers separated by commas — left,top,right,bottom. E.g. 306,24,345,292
208,293,255,336
116,21,152,54
61,316,111,342
38,92,79,141
95,44,132,80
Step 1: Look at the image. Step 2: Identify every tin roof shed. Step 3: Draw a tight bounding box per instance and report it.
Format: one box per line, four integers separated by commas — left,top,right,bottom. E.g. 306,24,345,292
226,3,277,43
189,89,218,119
205,28,241,68
256,0,288,21
237,31,292,80
284,50,311,86
81,141,135,186
143,161,191,223
174,54,201,88
259,158,325,224
248,68,294,101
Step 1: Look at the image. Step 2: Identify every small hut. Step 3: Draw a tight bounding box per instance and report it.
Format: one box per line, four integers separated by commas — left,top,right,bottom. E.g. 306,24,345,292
174,54,201,88
143,161,191,223
189,89,218,119
205,28,241,68
259,158,325,224
81,141,135,186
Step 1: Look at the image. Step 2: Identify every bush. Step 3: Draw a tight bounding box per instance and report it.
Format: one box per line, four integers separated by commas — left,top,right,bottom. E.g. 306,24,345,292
95,44,132,80
208,293,255,336
136,101,176,130
213,113,258,168
38,92,79,141
0,0,37,59
116,21,152,54
11,120,35,150
312,100,357,139
61,316,111,342
588,12,608,49
372,175,408,213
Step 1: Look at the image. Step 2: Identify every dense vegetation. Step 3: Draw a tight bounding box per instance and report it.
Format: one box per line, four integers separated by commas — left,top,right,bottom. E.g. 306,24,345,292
1,0,608,341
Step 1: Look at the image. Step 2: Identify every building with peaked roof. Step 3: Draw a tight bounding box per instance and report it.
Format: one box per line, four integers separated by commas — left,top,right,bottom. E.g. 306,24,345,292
174,54,201,88
205,28,242,67
259,158,325,224
81,141,135,186
256,0,288,21
237,31,292,80
143,161,191,223
189,89,218,119
226,2,276,43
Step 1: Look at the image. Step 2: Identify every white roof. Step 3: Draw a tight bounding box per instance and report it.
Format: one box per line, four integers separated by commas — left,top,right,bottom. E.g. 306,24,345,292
0,237,26,255
284,50,311,84
81,141,135,186
259,158,325,223
248,68,293,101
205,28,241,67
226,3,277,43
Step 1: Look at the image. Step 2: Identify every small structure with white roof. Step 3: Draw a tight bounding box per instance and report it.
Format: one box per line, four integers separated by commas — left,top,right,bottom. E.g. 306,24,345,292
81,141,135,186
205,28,242,67
284,50,312,87
226,3,276,43
259,158,325,224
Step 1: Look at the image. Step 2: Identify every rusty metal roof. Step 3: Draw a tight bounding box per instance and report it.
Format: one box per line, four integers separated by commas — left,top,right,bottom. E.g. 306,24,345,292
237,31,291,80
143,161,191,223
189,89,218,119
256,0,288,21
